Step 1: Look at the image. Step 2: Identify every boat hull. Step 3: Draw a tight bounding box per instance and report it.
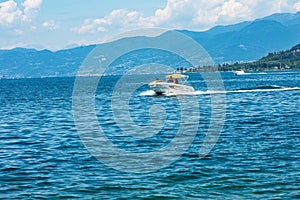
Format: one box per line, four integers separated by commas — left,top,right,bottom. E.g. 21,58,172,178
234,70,245,75
149,82,194,95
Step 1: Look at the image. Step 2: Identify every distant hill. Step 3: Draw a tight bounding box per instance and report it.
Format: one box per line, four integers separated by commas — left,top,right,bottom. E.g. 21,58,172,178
218,43,300,71
0,12,300,78
181,12,300,63
0,45,95,78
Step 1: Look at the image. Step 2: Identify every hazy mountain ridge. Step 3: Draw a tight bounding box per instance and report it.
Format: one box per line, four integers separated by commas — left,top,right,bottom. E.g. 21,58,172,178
181,12,300,63
0,45,95,78
0,12,299,78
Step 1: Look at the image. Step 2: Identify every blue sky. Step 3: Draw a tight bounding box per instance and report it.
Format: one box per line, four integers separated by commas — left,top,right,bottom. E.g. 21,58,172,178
1,0,300,50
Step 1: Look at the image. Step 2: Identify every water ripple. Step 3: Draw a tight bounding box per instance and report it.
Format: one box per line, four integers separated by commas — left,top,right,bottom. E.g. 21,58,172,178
0,72,299,199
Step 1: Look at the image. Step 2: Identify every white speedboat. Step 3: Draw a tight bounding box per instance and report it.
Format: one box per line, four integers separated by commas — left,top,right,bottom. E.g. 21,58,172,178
234,70,245,75
149,74,194,95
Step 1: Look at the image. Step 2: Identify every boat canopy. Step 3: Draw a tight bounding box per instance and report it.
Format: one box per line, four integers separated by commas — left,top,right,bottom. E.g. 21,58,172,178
165,74,188,79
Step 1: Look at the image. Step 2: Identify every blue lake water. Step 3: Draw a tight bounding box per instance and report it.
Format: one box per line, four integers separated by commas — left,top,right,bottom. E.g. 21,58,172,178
0,70,299,199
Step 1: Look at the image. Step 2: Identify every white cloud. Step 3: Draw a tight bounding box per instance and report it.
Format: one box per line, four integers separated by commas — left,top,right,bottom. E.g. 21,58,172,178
22,0,43,22
294,1,300,11
0,0,42,26
236,0,300,20
14,29,23,35
218,0,251,23
74,0,300,35
22,0,43,10
42,20,59,30
151,0,197,27
152,0,300,28
74,9,151,34
0,0,22,25
74,19,98,34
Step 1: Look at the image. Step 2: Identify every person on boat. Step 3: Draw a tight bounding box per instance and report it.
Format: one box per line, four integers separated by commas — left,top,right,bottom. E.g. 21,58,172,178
155,78,162,82
167,76,173,83
174,79,178,84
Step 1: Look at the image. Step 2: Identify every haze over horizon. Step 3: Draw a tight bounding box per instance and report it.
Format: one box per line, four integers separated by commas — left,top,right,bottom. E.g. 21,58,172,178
1,0,300,50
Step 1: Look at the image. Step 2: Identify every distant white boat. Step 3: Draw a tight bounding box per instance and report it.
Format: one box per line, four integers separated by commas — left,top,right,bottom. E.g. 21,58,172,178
149,74,194,95
234,70,245,75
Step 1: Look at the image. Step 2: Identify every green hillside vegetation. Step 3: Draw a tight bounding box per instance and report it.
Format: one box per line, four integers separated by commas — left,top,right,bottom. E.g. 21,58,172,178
218,44,300,71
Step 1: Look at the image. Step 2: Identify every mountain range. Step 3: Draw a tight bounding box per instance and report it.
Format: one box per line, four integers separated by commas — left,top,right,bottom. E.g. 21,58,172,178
180,12,300,63
0,12,299,78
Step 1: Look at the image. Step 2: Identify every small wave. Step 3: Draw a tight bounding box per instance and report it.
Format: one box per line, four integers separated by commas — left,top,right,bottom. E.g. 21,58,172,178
254,85,283,90
245,72,267,75
232,85,300,93
194,86,300,95
139,90,156,96
231,86,300,93
239,85,283,91
236,73,251,75
141,86,300,97
194,90,226,95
